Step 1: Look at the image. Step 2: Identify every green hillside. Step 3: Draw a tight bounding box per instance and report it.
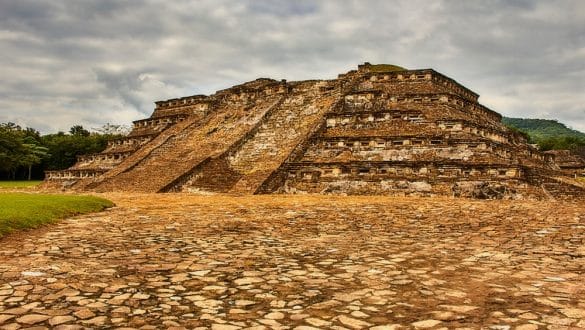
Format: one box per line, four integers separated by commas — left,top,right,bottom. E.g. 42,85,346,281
502,117,585,151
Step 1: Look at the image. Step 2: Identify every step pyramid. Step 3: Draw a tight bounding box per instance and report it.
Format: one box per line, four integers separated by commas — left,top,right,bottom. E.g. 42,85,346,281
45,63,585,199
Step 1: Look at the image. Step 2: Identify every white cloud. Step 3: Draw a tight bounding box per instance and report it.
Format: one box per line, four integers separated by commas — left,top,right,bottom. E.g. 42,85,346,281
0,0,583,133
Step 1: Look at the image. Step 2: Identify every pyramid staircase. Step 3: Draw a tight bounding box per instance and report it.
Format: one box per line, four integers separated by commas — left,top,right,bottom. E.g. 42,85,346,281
80,115,204,191
90,96,283,192
226,83,338,194
158,95,289,193
185,75,363,195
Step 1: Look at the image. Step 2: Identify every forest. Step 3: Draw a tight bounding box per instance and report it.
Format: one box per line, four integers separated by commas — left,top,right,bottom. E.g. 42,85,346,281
0,122,126,180
502,117,585,151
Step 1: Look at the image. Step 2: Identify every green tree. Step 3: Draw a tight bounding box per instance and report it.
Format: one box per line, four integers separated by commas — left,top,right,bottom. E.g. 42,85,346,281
503,117,585,150
1,122,124,180
20,136,50,180
0,123,26,179
69,125,90,137
41,130,121,171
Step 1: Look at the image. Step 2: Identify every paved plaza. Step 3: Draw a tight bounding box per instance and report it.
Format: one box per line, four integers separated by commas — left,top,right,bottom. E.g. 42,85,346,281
0,194,584,329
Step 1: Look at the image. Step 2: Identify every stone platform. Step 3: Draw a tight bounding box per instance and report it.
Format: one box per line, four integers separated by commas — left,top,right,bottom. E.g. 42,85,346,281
0,194,584,329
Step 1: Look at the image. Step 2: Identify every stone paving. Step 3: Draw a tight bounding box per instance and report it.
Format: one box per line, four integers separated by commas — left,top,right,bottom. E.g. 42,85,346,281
0,193,584,329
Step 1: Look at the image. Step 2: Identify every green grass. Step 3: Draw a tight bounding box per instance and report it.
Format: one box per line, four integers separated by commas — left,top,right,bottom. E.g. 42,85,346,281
0,181,42,188
368,64,407,72
0,193,114,237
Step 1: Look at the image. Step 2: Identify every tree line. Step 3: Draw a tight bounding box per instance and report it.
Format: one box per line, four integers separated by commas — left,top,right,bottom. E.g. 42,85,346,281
0,122,127,180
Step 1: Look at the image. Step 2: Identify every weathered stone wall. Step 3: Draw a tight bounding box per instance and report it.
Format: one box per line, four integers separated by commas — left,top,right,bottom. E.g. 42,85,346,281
544,150,585,177
152,95,211,118
279,161,527,197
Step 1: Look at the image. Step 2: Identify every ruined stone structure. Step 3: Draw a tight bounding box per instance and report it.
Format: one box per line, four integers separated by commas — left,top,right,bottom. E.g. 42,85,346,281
45,63,585,199
544,150,585,178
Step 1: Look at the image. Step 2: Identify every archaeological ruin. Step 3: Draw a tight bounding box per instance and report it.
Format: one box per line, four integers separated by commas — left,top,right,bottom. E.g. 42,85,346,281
44,63,585,199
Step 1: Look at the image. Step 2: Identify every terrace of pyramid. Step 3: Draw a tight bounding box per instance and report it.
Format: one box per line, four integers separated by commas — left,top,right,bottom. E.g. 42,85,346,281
44,63,585,199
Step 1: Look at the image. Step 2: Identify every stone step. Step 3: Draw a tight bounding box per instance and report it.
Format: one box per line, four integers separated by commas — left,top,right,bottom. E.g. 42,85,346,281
225,87,341,193
92,94,285,192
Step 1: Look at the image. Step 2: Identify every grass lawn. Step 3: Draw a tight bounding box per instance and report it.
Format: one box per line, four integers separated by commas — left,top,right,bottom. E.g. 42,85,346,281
0,181,43,189
0,193,114,237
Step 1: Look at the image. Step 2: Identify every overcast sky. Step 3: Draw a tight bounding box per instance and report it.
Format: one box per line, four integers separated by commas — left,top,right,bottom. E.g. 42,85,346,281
0,0,583,134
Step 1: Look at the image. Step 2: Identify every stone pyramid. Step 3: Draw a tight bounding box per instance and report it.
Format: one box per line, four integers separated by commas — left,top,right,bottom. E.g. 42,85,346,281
45,63,585,199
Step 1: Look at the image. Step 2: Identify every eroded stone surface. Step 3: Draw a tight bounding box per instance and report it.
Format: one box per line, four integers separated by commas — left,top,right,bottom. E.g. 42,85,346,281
0,193,584,329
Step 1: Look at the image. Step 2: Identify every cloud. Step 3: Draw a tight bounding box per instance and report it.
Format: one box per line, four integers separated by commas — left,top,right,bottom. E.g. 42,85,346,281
0,0,583,133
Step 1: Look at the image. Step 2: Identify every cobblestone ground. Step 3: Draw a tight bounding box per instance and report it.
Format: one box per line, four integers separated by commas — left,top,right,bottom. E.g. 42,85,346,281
0,194,584,330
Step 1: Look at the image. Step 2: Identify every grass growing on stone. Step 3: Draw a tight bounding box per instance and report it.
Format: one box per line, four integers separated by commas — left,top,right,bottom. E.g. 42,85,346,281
368,64,407,72
0,193,114,237
0,181,42,189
